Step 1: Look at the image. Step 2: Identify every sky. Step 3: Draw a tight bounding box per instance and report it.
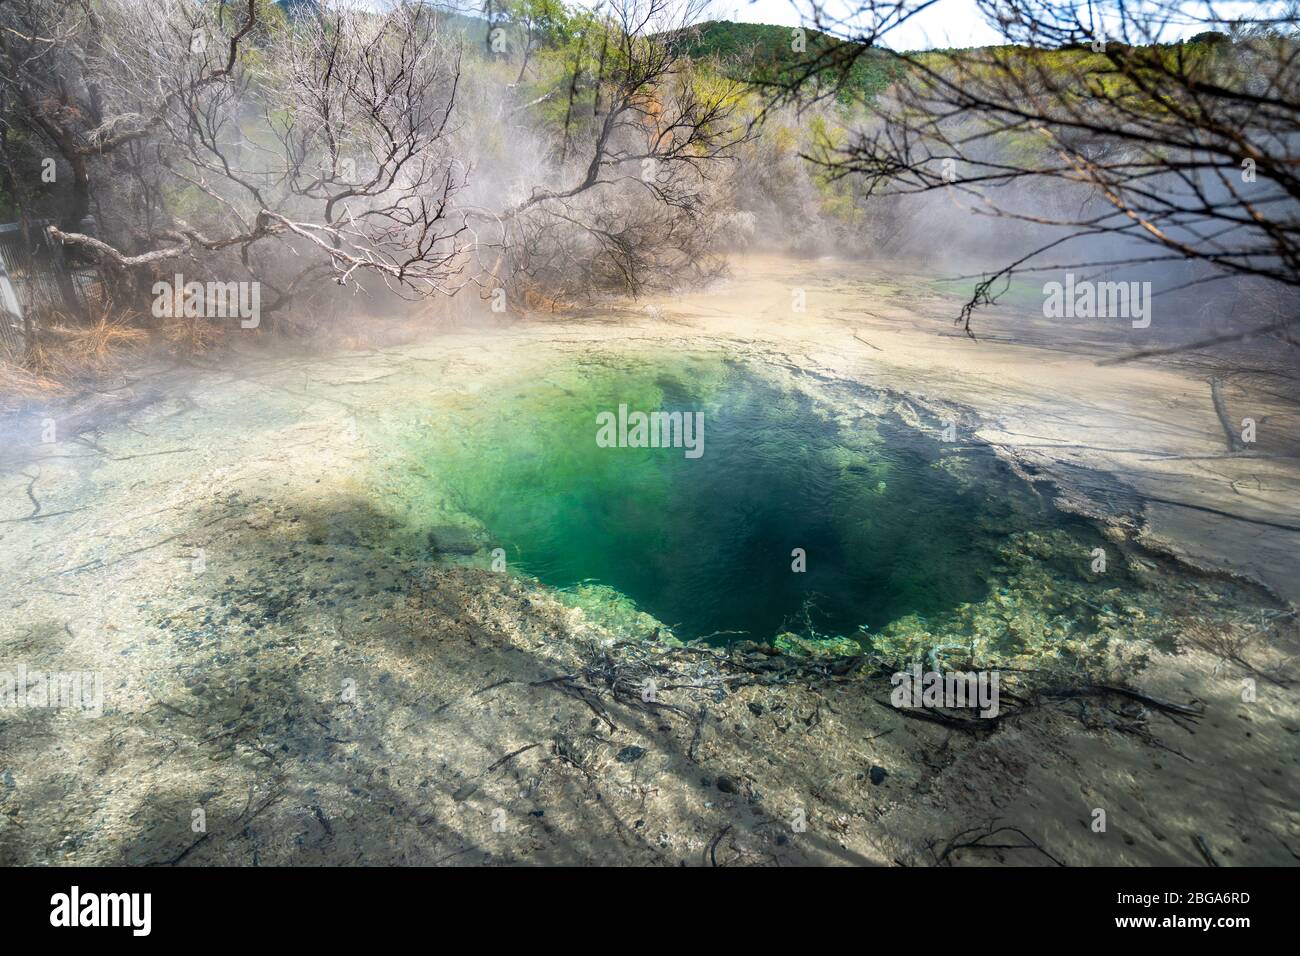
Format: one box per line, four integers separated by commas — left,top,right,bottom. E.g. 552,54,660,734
699,0,1005,50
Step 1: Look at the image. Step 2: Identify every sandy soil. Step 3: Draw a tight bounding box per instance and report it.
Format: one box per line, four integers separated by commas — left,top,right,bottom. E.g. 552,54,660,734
0,254,1296,866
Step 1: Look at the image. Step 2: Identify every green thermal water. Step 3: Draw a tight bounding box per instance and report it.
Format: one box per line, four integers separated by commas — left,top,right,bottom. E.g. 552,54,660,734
416,355,1151,656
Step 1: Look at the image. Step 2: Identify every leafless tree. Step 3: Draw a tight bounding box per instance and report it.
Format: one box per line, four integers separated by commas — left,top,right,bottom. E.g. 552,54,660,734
773,0,1300,350
12,0,469,320
2,0,748,324
477,0,753,299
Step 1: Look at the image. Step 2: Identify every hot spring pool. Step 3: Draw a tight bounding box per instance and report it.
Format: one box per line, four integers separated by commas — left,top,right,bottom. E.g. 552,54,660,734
412,355,1166,659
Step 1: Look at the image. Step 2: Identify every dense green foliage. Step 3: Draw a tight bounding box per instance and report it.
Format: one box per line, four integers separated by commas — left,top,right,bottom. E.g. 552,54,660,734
671,19,900,100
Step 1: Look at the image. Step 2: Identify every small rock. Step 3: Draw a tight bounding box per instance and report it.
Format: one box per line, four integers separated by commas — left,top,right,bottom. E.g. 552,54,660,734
616,745,646,763
427,526,483,556
716,775,739,794
451,782,478,802
869,765,888,786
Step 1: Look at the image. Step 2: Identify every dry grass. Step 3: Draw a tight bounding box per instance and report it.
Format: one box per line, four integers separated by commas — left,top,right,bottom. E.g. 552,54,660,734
43,312,149,369
159,314,226,356
0,357,67,412
520,287,574,313
0,308,149,410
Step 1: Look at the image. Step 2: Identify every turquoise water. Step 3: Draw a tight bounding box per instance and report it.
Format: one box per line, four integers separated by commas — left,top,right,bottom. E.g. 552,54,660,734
425,357,1114,646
